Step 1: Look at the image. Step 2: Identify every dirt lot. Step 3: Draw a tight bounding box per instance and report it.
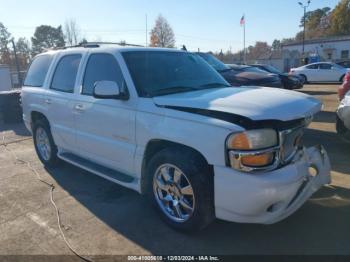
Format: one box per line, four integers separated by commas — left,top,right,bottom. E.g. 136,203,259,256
1,84,350,257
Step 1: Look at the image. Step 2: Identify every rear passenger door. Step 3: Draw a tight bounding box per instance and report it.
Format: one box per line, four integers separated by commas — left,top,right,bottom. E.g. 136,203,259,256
74,53,136,175
318,63,336,82
45,54,82,153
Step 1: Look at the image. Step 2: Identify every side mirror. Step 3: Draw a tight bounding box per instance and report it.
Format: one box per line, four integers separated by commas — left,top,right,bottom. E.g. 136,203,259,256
93,81,127,100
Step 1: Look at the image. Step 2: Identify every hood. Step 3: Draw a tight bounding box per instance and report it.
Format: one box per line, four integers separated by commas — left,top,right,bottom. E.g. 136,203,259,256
153,87,321,123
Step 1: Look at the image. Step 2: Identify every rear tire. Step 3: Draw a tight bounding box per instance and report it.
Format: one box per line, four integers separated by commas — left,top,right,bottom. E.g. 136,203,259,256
32,119,60,167
145,147,215,232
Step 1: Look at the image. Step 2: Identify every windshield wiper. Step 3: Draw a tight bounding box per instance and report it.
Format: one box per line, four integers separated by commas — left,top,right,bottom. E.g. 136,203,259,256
151,86,199,96
197,82,231,89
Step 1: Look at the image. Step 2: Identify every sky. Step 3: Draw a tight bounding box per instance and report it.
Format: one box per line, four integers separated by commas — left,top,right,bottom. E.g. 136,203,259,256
0,0,340,52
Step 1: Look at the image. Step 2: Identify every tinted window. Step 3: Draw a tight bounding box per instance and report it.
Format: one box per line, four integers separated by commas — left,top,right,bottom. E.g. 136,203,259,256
306,64,318,69
123,51,229,97
319,63,332,70
51,55,81,93
197,53,231,72
82,53,126,96
24,55,53,87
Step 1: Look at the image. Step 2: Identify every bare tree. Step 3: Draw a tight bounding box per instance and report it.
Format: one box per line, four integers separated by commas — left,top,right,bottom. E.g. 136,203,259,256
64,19,81,46
150,15,175,48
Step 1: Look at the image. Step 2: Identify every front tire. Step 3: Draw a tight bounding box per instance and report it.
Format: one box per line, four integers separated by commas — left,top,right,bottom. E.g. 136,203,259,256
33,119,60,167
146,147,215,232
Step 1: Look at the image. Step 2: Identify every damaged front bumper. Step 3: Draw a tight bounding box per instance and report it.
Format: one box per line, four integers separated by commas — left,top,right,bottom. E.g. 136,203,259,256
214,145,331,224
337,97,350,130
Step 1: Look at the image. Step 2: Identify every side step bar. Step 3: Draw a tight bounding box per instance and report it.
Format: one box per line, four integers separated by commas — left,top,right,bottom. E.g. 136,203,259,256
58,152,135,184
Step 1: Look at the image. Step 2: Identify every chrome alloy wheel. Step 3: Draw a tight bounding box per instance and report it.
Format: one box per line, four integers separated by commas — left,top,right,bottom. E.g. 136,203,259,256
153,164,195,223
35,127,51,161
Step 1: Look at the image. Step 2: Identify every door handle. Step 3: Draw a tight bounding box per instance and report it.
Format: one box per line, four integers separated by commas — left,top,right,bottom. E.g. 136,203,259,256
45,99,52,105
74,104,85,112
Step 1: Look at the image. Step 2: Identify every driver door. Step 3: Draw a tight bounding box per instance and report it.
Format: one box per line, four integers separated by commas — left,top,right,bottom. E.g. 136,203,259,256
74,53,136,175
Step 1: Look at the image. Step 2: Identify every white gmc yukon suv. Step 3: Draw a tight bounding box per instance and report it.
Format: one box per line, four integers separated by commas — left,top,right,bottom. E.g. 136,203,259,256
22,44,331,231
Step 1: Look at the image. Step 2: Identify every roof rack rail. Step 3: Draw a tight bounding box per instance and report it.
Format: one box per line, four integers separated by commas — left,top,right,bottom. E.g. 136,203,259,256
80,41,145,47
44,41,144,52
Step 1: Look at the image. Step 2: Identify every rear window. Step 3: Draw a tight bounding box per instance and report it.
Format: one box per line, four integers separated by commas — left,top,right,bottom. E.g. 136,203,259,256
24,55,54,87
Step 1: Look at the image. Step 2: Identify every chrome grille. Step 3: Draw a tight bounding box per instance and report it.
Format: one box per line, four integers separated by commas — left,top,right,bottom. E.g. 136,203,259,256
280,126,304,163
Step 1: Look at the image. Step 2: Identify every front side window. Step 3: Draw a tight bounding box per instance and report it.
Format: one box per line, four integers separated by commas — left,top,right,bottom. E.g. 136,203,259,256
122,51,229,97
51,55,81,93
24,55,54,87
82,53,127,96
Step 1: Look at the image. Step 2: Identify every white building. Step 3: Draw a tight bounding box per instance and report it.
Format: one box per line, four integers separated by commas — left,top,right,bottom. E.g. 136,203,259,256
0,65,12,91
282,35,350,71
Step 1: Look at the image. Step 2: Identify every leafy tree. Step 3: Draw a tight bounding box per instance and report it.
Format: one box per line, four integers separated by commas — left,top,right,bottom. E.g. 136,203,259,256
298,7,331,39
150,15,175,48
64,19,81,46
15,37,31,69
272,39,281,50
31,25,65,55
329,0,350,36
0,22,12,64
246,41,271,60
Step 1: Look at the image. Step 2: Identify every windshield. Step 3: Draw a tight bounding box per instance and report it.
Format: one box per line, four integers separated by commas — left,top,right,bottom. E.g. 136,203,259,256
264,65,281,74
241,66,269,74
122,51,230,97
196,53,231,72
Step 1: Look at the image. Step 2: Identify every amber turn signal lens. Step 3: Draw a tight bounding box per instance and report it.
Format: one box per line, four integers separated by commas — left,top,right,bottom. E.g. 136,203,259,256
241,153,274,167
227,133,250,150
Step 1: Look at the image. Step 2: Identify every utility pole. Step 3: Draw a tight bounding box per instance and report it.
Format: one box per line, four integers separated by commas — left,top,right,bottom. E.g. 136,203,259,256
11,39,22,86
298,0,311,63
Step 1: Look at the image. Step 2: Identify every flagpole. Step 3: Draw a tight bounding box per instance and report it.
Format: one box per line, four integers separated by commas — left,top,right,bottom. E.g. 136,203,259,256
243,14,246,64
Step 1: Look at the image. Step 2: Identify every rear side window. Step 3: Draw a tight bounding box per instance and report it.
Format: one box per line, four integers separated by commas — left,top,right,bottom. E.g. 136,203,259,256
306,64,318,69
82,53,126,96
24,55,53,87
319,63,332,70
51,55,82,93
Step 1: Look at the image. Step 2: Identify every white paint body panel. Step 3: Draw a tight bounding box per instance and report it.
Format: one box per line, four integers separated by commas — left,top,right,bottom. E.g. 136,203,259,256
337,94,350,130
291,62,350,82
153,87,322,121
21,46,331,224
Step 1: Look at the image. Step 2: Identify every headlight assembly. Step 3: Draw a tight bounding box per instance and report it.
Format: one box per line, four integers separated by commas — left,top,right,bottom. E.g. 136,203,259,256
226,129,279,171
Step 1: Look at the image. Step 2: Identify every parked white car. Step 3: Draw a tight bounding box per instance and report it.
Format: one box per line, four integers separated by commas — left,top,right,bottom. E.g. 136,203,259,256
290,62,350,84
21,44,331,231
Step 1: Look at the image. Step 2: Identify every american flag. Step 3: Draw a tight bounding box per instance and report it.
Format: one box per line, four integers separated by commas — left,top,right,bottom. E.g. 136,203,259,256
240,15,245,26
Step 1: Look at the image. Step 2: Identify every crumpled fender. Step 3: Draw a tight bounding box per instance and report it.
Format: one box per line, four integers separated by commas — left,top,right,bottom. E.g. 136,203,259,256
337,96,350,130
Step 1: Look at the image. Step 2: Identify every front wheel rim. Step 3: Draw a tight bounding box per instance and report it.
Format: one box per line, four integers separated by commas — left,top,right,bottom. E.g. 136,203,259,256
35,127,51,161
153,164,195,223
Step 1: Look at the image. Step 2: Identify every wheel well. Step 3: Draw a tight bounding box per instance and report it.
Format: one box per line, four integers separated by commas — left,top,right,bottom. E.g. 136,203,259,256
140,139,211,194
340,74,345,82
299,74,307,80
31,111,49,128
